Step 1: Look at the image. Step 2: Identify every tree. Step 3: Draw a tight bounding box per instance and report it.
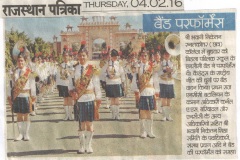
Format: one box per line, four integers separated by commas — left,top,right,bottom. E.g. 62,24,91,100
145,32,181,70
145,32,170,52
5,28,52,71
33,37,51,57
5,28,31,70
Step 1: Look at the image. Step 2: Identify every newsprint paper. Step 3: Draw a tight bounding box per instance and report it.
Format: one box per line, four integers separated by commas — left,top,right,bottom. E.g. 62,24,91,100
0,0,238,159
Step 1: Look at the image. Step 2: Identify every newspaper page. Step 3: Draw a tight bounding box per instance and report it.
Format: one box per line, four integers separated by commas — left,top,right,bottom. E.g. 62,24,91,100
0,0,238,159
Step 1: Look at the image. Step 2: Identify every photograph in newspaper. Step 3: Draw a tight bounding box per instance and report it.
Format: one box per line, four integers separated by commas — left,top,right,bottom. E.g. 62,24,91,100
5,15,182,158
3,7,237,160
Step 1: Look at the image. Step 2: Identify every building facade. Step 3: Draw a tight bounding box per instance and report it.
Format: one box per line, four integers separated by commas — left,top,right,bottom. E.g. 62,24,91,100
55,16,144,59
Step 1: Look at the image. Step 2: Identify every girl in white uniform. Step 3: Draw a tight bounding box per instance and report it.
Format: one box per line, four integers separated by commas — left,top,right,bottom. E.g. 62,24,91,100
105,49,125,120
56,51,74,120
158,51,177,121
132,50,159,138
7,53,36,141
69,50,102,154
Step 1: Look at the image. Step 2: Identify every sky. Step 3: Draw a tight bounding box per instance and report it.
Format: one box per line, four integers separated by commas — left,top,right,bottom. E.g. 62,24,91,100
5,16,143,43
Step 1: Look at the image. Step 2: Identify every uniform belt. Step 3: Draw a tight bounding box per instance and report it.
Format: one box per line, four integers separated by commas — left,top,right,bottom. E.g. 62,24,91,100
160,75,173,81
145,84,153,88
108,75,120,79
84,90,94,94
20,89,30,94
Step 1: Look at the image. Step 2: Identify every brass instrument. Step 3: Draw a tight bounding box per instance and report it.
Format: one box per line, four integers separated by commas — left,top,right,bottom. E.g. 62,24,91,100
165,34,180,56
12,41,40,82
107,65,116,78
138,67,153,93
99,59,106,68
160,61,174,81
58,64,70,80
12,40,31,61
160,34,180,80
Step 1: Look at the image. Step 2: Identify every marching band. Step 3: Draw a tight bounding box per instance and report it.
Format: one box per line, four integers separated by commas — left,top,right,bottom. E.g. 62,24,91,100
7,37,179,154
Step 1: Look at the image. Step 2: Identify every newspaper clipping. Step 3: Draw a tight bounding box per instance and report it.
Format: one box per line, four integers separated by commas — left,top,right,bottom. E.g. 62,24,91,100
1,0,237,159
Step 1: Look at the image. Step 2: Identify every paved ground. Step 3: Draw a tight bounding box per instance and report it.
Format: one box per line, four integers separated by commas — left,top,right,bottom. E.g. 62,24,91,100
6,79,182,159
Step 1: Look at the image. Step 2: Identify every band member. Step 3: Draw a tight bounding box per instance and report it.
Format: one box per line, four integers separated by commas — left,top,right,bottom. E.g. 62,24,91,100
121,55,129,97
129,52,141,108
56,51,74,120
152,50,162,114
69,49,101,154
49,57,57,93
7,52,36,141
28,57,39,116
105,49,125,120
35,56,46,103
44,57,52,95
126,52,138,83
132,48,159,138
158,50,177,121
51,57,58,92
99,43,110,109
38,57,49,100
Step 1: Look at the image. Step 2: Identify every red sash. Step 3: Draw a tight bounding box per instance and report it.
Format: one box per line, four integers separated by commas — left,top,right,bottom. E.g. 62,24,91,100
138,62,153,93
75,65,94,99
13,68,31,101
72,64,101,120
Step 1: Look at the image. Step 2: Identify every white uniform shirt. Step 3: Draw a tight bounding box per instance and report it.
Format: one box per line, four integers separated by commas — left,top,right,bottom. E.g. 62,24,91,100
28,62,36,72
105,60,125,85
132,62,159,96
48,63,54,75
99,61,108,82
42,63,48,80
68,62,102,102
158,60,177,85
56,62,73,86
8,66,36,97
69,60,77,78
52,62,58,75
122,59,129,74
130,61,140,92
35,63,44,81
46,62,53,76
